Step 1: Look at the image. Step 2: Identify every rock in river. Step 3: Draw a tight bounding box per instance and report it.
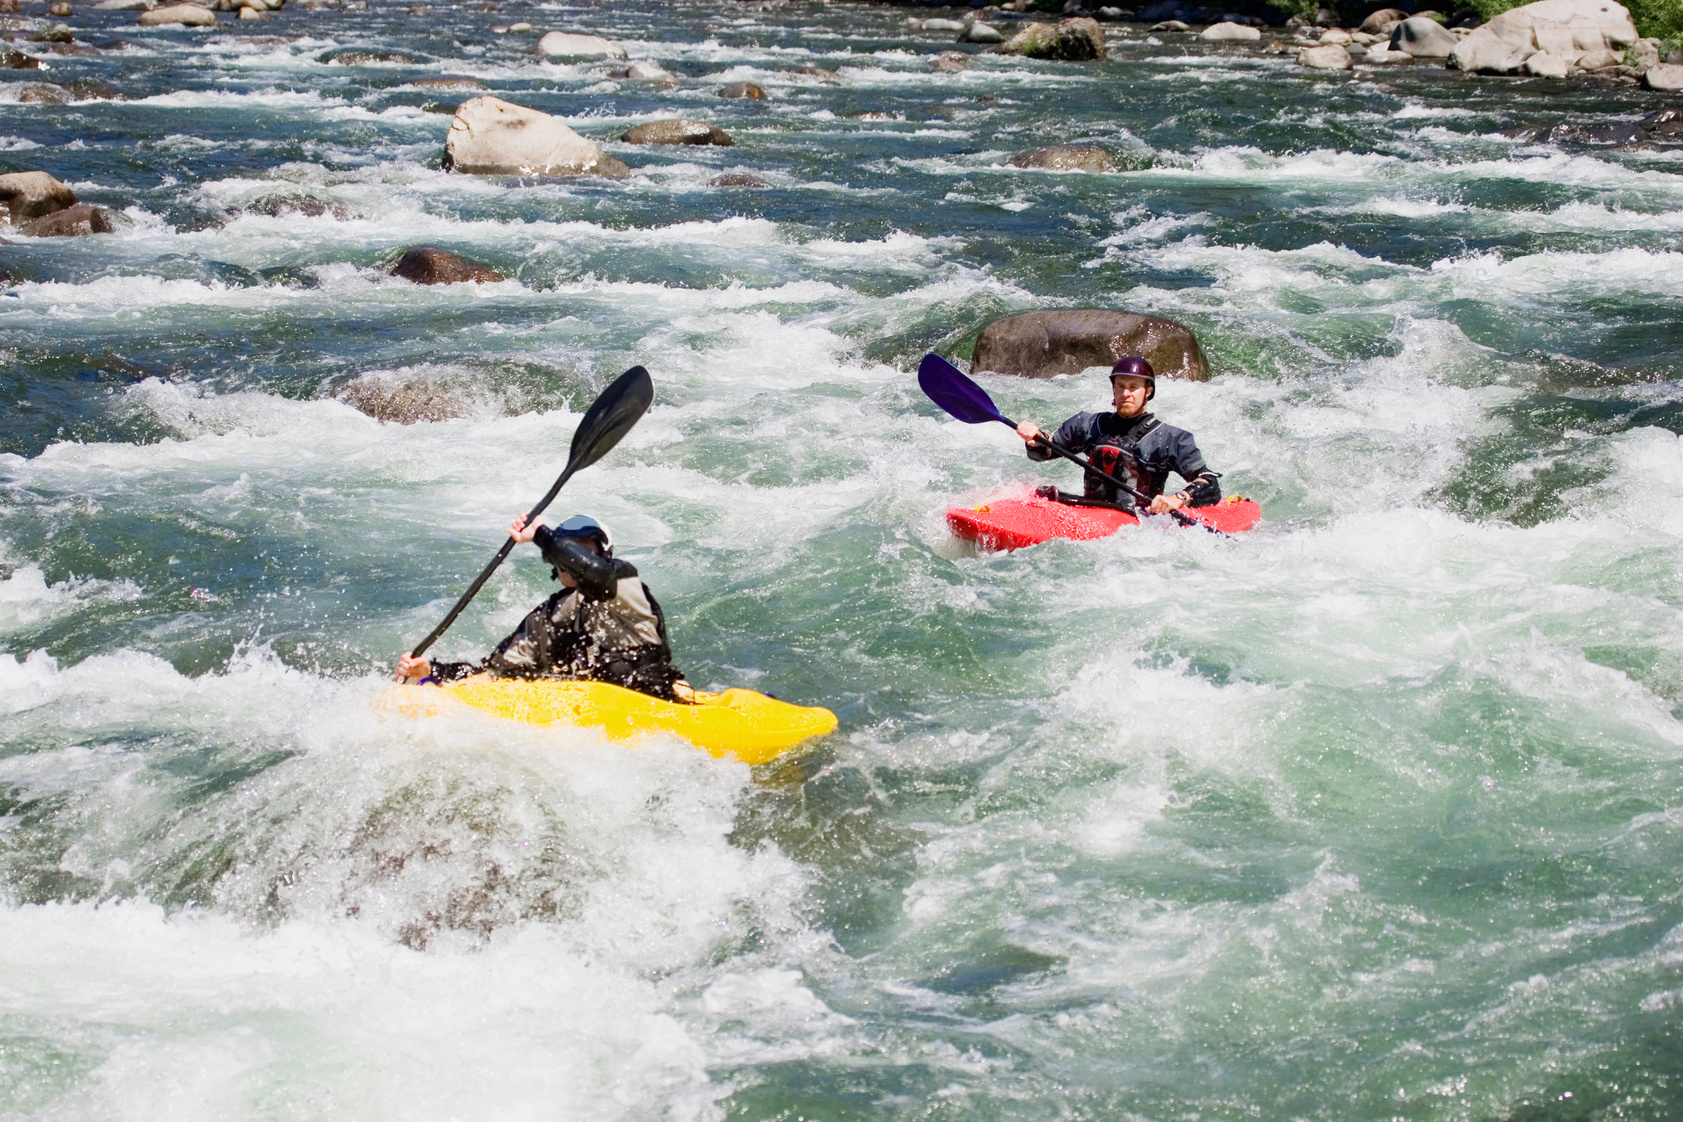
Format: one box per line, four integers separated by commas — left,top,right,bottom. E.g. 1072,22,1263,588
972,310,1210,381
0,170,77,224
19,203,117,236
1298,43,1353,68
1449,0,1637,74
718,82,765,99
537,31,625,59
444,95,630,177
1390,16,1457,56
995,17,1107,61
710,172,769,187
137,4,218,25
1009,145,1115,171
932,50,969,71
1645,61,1683,89
390,246,503,284
621,118,733,146
1202,21,1261,40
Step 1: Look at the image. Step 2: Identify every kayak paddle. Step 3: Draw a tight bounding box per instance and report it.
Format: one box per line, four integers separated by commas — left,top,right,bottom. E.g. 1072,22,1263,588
405,364,655,663
915,352,1204,529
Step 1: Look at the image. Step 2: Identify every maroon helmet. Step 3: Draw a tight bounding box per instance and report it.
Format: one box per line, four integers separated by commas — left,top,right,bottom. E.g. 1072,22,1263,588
1110,355,1155,400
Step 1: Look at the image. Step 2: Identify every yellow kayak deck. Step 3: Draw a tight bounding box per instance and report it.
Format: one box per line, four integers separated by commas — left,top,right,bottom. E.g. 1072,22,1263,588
389,675,838,765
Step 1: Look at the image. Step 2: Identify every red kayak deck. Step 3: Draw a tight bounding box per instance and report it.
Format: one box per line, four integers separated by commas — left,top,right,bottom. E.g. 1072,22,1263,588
947,492,1262,551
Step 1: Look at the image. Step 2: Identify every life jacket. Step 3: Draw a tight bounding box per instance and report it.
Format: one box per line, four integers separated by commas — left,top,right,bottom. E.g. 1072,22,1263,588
1087,416,1163,504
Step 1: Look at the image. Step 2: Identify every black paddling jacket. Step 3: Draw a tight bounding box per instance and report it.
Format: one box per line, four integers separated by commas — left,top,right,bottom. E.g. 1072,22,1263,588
429,526,687,701
1029,410,1221,508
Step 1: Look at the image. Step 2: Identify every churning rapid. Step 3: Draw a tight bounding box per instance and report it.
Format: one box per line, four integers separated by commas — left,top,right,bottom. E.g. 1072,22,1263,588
4,0,1683,1117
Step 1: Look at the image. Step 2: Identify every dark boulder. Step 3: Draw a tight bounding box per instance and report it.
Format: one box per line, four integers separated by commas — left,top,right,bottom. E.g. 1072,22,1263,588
17,83,71,104
0,171,77,224
19,203,117,237
1,50,42,69
390,246,504,284
718,81,766,99
710,172,769,187
248,194,358,219
1009,145,1115,171
621,118,734,146
994,17,1106,61
408,76,488,90
972,310,1209,381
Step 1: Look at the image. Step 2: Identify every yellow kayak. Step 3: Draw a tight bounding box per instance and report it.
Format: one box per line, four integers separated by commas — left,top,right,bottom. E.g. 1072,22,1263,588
389,675,838,765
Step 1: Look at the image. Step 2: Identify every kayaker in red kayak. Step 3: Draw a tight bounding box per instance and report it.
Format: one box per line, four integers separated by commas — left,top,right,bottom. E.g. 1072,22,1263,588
1014,356,1221,515
394,513,693,702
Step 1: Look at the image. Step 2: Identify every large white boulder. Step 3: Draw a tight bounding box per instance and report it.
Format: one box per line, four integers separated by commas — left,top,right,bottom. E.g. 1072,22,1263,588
1448,0,1637,73
1202,21,1261,39
1390,16,1458,56
137,3,217,24
1298,43,1354,68
444,96,630,177
1645,61,1683,88
537,31,626,59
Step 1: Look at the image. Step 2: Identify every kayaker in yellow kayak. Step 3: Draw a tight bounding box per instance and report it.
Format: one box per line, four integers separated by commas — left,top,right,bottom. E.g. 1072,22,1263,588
1014,356,1222,515
395,513,694,703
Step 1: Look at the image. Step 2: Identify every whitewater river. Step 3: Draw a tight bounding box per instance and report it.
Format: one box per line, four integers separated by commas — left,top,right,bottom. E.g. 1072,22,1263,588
5,0,1683,1117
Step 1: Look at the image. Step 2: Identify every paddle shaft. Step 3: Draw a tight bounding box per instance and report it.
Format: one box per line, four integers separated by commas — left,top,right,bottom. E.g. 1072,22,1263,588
407,464,581,660
1016,424,1203,529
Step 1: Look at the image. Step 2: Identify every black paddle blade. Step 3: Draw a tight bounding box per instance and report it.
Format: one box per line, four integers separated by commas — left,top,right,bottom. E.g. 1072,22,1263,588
569,365,653,473
917,353,1013,427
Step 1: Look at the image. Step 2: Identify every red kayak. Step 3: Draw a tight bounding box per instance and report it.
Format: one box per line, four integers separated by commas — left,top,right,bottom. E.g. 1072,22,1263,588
947,489,1262,551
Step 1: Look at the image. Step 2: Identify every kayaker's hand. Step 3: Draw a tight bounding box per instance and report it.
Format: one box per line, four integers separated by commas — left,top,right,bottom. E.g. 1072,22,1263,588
509,514,539,544
396,654,431,683
1150,493,1188,514
1017,421,1043,444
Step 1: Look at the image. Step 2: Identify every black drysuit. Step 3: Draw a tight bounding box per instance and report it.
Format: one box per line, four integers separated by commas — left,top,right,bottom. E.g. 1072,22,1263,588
429,527,687,702
1028,410,1221,509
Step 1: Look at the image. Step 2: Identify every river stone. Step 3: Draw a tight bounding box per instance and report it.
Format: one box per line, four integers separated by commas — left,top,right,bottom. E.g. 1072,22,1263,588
1645,61,1683,89
1449,0,1636,74
137,3,216,23
1149,19,1190,30
537,31,625,59
932,50,969,71
391,246,503,284
1359,7,1408,31
17,82,71,103
1573,46,1621,67
1523,49,1572,75
1390,16,1457,55
95,0,153,7
1202,21,1260,39
1009,145,1115,171
921,17,966,30
621,118,733,146
624,59,671,80
248,193,355,219
0,171,76,224
409,76,487,90
960,21,1005,42
1362,45,1413,62
995,17,1106,61
19,203,115,236
337,374,476,424
1317,27,1352,43
444,95,630,177
710,172,769,187
1298,43,1353,68
718,81,765,99
972,310,1210,381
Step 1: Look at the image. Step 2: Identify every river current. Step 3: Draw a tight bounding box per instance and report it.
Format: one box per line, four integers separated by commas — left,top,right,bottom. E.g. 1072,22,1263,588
4,1,1683,1118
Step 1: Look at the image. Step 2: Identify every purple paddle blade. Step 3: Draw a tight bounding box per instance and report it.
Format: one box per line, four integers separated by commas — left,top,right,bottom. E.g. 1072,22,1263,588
917,353,1015,428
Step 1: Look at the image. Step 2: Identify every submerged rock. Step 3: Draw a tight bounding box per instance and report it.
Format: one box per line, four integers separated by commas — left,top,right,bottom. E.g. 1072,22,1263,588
444,95,630,177
247,193,356,219
0,170,77,224
718,81,765,99
408,76,488,90
337,374,478,424
390,246,503,284
19,203,117,236
537,31,625,59
1009,145,1115,171
17,82,71,103
1390,16,1457,56
1,49,42,68
995,17,1106,61
1449,0,1636,74
137,3,217,24
932,50,969,71
710,172,769,187
621,118,732,146
972,310,1210,381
